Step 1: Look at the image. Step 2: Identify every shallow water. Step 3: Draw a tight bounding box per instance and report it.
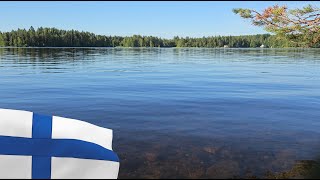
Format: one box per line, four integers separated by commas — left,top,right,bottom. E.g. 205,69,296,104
0,48,320,178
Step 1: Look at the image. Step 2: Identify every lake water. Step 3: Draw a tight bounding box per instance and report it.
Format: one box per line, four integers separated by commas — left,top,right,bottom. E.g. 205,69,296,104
0,48,320,178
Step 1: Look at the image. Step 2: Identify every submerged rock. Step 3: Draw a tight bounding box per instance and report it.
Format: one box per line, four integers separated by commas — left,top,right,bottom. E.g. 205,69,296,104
264,160,320,179
203,147,218,154
145,152,158,162
206,160,240,178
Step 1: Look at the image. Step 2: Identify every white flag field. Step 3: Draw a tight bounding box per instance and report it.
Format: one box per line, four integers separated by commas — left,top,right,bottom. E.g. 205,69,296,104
0,108,120,179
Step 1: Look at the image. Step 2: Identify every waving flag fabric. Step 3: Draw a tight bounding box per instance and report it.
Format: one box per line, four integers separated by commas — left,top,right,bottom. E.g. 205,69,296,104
0,108,120,179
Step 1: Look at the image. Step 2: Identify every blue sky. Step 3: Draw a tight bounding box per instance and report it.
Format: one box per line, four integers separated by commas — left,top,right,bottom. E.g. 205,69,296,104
0,1,317,38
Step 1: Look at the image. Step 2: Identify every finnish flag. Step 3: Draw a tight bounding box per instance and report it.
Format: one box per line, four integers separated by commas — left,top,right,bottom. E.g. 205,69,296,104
0,108,120,179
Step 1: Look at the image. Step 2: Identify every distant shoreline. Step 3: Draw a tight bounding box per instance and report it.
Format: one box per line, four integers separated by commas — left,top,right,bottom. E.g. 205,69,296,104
0,47,316,49
0,27,309,48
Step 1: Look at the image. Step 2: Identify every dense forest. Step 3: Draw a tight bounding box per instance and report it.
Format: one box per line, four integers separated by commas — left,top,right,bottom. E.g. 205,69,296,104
0,27,300,48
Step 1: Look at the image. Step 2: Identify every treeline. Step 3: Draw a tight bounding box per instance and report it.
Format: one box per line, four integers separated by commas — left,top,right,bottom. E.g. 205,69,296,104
0,26,298,48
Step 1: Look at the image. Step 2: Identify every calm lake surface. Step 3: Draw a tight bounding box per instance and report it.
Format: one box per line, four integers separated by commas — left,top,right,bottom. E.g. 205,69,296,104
0,48,320,178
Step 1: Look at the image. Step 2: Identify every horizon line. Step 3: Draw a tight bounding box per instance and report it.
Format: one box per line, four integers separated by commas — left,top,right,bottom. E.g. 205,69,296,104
0,26,272,39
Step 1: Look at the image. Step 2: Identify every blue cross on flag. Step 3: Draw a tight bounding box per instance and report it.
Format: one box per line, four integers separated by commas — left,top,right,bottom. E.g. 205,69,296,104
0,108,120,179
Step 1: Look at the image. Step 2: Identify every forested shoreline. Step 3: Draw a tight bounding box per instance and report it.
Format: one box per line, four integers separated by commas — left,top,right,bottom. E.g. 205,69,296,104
0,27,303,48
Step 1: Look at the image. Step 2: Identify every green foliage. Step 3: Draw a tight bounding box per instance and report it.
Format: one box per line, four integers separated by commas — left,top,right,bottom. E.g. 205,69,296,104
233,4,320,47
0,32,5,47
0,26,302,48
290,4,316,16
232,9,253,19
